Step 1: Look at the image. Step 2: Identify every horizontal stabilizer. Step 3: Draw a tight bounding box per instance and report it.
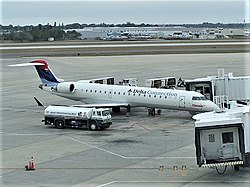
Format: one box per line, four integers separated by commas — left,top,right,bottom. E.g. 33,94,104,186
8,62,45,67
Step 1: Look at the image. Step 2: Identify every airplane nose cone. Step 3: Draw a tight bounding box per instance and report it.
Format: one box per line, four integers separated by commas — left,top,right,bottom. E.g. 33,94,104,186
208,102,220,111
202,101,220,112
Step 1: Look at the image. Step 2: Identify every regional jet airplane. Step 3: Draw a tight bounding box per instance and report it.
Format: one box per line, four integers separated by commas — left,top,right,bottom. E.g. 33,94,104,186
9,60,219,115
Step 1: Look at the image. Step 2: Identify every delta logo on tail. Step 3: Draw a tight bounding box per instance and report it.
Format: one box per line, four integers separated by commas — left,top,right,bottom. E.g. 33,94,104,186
31,60,61,86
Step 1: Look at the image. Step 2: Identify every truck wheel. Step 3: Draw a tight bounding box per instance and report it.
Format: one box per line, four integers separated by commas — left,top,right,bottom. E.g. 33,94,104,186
55,120,64,129
89,121,97,131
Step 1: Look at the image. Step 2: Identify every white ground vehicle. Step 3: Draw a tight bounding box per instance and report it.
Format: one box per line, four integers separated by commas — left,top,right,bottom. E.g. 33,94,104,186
44,106,112,131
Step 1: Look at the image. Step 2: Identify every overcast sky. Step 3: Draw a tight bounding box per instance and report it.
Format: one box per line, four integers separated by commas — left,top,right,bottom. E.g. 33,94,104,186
1,0,249,26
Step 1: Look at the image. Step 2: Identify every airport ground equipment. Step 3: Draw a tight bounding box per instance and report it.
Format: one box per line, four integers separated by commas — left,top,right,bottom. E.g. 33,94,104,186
44,105,112,131
193,102,250,173
77,77,115,85
145,77,176,89
185,69,250,105
79,77,138,87
89,77,115,85
119,78,138,87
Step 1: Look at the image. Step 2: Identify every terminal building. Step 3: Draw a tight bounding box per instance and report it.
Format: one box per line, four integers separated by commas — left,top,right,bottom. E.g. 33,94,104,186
65,27,246,40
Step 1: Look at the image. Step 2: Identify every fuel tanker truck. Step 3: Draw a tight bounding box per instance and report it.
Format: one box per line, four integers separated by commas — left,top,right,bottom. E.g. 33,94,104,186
44,105,112,131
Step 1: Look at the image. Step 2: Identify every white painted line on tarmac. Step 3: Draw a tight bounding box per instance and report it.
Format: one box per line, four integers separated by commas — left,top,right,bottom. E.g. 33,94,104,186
0,131,65,136
64,135,126,159
64,135,195,160
97,181,116,187
1,42,250,50
97,180,250,187
125,156,195,159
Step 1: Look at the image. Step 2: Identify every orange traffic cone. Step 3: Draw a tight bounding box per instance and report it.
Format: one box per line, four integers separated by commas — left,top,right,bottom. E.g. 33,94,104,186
26,156,35,171
30,156,35,170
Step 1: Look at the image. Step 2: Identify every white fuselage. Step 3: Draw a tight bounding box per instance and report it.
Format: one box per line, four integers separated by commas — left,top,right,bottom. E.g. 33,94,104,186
41,82,219,112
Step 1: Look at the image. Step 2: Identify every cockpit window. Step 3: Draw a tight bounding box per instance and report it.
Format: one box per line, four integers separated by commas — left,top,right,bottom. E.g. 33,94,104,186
192,96,207,100
200,96,207,100
192,96,200,100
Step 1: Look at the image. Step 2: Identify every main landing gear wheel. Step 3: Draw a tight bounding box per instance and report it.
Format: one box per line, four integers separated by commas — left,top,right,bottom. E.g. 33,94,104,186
148,108,155,116
157,109,161,115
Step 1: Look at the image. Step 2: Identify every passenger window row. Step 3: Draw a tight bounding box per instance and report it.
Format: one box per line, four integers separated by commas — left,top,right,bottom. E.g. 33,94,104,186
83,89,172,99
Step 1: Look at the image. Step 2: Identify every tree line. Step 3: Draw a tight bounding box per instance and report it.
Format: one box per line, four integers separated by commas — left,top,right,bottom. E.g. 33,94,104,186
1,22,160,31
1,24,81,42
1,22,155,42
2,21,247,31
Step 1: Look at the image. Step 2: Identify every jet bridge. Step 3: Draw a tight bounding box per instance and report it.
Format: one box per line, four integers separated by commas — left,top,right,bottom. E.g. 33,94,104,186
145,77,176,89
193,102,250,171
185,69,250,105
119,78,138,87
89,77,115,85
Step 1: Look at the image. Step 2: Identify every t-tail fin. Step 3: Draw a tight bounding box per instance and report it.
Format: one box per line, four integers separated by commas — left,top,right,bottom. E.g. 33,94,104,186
9,60,64,86
30,60,64,86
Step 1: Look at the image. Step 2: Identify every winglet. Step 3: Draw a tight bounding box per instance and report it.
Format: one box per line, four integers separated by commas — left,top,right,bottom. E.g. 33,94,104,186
34,97,45,107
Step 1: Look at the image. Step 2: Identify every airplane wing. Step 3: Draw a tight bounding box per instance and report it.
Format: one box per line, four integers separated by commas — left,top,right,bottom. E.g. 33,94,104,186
34,97,129,109
71,103,130,108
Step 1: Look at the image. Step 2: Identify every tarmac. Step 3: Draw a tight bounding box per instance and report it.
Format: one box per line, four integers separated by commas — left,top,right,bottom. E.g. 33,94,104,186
1,42,250,186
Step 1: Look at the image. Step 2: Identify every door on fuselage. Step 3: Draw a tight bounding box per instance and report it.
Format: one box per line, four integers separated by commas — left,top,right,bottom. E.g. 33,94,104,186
179,96,185,108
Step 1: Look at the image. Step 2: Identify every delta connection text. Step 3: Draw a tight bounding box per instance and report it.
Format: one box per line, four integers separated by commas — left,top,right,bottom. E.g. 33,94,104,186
128,88,178,97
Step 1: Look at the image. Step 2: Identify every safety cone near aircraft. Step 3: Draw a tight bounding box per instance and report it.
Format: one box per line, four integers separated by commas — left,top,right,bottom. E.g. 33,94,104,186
25,156,35,171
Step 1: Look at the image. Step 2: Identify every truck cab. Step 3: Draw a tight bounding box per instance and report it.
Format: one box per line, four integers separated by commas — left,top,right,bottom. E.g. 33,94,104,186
91,108,112,129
